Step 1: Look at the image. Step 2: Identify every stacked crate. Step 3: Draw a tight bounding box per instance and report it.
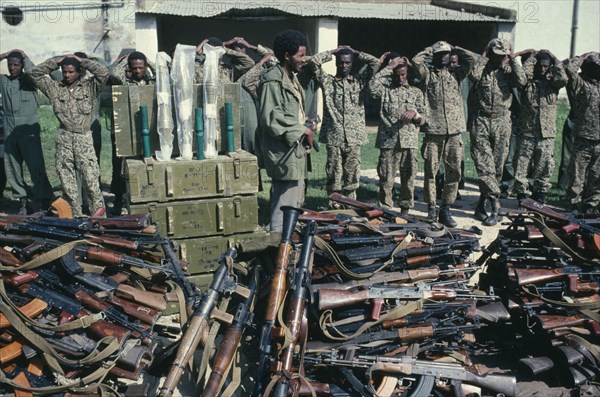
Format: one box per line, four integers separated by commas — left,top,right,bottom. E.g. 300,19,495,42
112,84,271,288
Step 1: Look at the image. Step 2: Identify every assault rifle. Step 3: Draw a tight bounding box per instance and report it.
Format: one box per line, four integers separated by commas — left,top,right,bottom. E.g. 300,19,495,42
318,284,497,319
338,238,480,263
305,352,517,397
307,319,483,351
159,248,251,397
514,266,600,294
520,198,600,235
310,266,479,294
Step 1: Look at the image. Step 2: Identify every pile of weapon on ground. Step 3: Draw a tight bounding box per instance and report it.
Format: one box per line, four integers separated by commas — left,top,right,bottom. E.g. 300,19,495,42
0,194,599,397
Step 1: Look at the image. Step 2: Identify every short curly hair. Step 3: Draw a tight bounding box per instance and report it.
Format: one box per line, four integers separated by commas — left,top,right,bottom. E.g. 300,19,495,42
273,30,308,64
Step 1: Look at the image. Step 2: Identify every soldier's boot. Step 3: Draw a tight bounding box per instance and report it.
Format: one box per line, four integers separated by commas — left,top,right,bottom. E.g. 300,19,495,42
532,191,546,205
427,205,437,221
483,198,499,227
439,205,457,228
517,193,528,209
18,198,29,215
111,195,123,216
474,195,488,222
400,207,409,216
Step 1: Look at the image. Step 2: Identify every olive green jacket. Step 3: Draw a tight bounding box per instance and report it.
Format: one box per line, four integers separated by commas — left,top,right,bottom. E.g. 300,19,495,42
257,65,308,181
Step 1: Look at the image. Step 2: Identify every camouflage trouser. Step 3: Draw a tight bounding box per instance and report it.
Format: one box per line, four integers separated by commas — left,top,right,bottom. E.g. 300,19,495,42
513,135,555,196
326,145,361,199
55,129,104,217
377,145,417,209
422,134,463,206
470,115,511,199
567,138,600,209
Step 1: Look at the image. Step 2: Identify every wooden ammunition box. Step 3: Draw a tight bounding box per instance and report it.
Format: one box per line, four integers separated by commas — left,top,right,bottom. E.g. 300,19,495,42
128,195,259,239
174,228,278,274
112,84,241,158
124,151,258,204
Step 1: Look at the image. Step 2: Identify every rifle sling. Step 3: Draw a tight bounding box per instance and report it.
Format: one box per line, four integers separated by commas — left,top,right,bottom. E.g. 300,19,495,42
314,233,414,280
530,214,599,266
0,240,92,272
318,299,425,342
521,285,600,311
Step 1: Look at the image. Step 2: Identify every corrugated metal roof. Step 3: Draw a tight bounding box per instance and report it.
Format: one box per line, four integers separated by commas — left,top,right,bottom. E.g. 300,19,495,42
139,1,515,22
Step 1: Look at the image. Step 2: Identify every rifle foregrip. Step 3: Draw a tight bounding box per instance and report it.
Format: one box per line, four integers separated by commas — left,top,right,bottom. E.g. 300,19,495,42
0,249,23,267
115,284,167,311
317,289,370,311
109,295,161,325
397,325,434,343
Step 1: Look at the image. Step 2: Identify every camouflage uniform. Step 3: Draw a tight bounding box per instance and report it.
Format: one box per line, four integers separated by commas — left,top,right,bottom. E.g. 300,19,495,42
566,54,600,209
412,45,478,206
305,51,380,198
469,51,527,199
0,57,53,204
108,61,155,212
513,56,567,197
369,68,427,208
194,48,254,83
31,57,109,217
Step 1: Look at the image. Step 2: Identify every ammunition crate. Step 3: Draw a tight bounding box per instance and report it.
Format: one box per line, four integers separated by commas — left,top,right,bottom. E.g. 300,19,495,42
124,151,258,204
174,228,278,274
112,83,241,158
128,195,259,239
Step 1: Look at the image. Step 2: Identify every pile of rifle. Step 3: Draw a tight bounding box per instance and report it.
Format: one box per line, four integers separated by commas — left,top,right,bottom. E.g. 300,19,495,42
0,212,252,397
478,198,600,390
252,194,517,397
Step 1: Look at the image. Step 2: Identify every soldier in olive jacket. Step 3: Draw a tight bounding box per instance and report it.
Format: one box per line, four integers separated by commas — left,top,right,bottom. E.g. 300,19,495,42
257,30,316,233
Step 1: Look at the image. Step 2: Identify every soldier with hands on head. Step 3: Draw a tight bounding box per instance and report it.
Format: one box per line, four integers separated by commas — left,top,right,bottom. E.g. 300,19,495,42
108,50,154,215
565,52,600,213
304,44,380,203
194,37,254,83
468,38,527,226
31,53,109,217
513,49,567,204
412,41,478,226
0,49,53,214
257,29,315,233
369,55,427,214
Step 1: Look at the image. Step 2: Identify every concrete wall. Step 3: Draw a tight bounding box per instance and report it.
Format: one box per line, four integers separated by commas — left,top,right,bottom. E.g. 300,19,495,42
461,0,600,59
0,0,137,73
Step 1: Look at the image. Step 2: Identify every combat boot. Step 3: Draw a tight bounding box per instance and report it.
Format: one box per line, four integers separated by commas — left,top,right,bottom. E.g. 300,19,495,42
427,205,437,221
483,198,499,226
18,198,29,215
532,191,546,204
438,205,457,228
474,195,488,222
400,207,409,216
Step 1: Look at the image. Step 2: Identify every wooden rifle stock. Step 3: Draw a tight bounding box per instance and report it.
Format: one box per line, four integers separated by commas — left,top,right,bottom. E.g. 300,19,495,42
108,295,162,325
0,298,48,329
535,314,600,335
114,284,167,312
0,248,22,267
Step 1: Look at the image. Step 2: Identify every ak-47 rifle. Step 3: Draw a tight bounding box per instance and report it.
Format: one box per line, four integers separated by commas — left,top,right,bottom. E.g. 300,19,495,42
317,284,496,320
271,221,317,397
514,266,600,294
520,198,600,235
329,193,434,224
253,206,303,397
159,248,251,397
305,352,517,397
309,266,478,294
201,267,258,397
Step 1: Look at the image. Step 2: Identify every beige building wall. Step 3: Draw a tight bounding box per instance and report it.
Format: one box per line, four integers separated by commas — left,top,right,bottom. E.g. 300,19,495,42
0,0,137,73
461,0,599,59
